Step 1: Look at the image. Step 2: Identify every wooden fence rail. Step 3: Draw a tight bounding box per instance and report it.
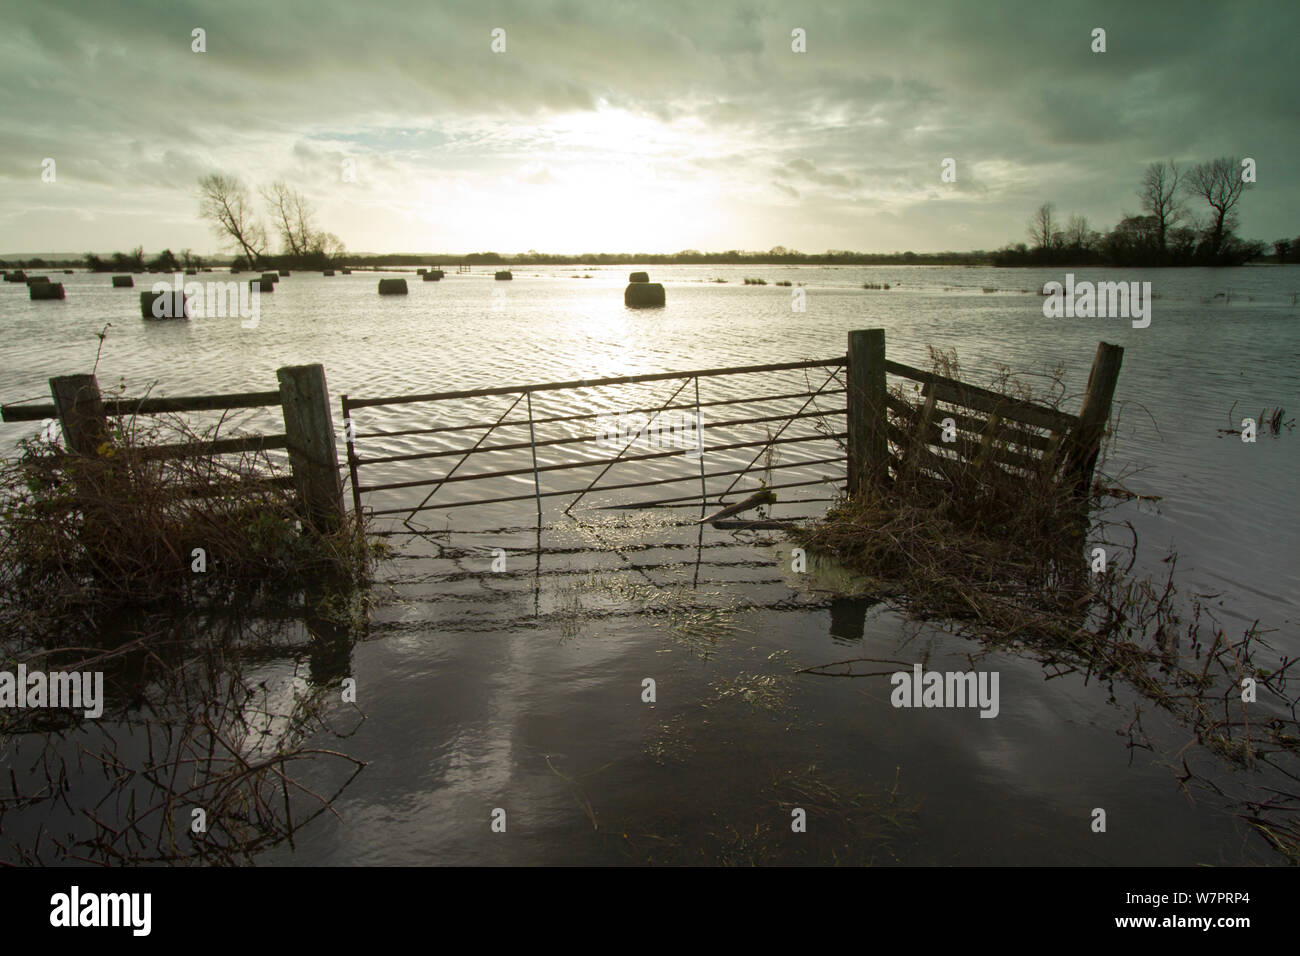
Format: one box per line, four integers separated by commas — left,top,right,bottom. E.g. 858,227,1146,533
1,364,344,532
846,328,1122,497
2,330,1120,531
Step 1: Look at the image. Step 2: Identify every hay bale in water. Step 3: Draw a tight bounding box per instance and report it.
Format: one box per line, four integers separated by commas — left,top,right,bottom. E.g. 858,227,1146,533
430,269,445,279
624,282,666,308
322,269,335,276
3,272,25,282
30,282,65,300
279,270,291,277
139,290,189,319
629,271,649,283
63,269,74,274
495,271,512,280
341,268,352,275
417,268,427,275
262,272,280,284
25,276,50,285
112,275,134,288
250,278,275,292
422,271,441,281
378,278,408,295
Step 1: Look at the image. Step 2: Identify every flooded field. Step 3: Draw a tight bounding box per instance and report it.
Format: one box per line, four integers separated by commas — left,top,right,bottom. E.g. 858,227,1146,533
1,264,1297,864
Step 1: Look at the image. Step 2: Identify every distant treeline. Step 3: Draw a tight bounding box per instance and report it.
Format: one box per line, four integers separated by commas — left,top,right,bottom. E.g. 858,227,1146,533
994,157,1291,268
331,249,996,267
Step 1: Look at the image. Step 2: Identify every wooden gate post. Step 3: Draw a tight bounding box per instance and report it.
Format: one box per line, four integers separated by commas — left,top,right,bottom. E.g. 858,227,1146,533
1064,341,1124,496
277,364,344,532
50,374,119,560
847,329,889,496
50,374,108,455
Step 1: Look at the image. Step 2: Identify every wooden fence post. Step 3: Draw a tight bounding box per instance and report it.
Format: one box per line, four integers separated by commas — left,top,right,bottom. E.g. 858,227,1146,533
1063,341,1124,496
277,364,344,532
49,374,108,455
847,329,889,496
49,374,119,561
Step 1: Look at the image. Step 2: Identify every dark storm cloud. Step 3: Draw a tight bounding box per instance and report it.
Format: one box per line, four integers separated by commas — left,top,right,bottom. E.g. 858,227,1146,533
0,0,1295,253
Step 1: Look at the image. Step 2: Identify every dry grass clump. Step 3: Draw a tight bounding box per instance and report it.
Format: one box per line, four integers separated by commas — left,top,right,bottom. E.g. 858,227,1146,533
802,348,1087,629
0,407,374,643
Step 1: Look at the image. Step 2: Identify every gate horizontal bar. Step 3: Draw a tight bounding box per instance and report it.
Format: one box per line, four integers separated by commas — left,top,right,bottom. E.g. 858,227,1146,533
345,357,847,410
357,431,847,494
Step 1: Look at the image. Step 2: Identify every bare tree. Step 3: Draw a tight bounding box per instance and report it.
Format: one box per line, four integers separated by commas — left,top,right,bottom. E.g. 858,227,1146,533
1027,202,1059,251
260,181,320,257
1064,214,1091,249
309,231,345,261
198,174,267,266
1183,157,1248,259
1138,160,1184,256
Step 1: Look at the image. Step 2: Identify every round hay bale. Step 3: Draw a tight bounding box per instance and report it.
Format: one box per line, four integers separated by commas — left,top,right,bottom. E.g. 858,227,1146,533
139,290,189,318
3,272,24,282
422,271,441,281
30,282,65,300
250,278,275,292
378,278,408,295
494,271,513,280
341,268,352,275
262,272,280,284
63,269,74,274
629,271,649,283
417,268,427,275
624,282,666,308
278,270,291,277
323,269,335,276
431,269,445,279
112,275,134,288
25,276,50,285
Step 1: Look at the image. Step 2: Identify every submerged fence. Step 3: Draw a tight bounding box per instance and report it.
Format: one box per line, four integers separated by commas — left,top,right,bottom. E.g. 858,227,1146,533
1,330,1122,528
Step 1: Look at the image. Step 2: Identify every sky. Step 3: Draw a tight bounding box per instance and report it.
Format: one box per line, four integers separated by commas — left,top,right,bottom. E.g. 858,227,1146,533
1,0,1296,257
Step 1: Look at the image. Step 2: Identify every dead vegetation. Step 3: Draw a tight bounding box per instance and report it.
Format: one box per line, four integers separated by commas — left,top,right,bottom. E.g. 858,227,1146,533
0,380,380,864
797,346,1300,860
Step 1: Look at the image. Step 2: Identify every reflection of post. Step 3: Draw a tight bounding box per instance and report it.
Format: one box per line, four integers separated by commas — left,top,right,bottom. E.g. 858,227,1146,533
304,583,356,688
828,598,869,643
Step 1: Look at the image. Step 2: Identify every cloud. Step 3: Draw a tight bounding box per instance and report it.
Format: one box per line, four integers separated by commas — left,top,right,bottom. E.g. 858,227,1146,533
0,0,1295,254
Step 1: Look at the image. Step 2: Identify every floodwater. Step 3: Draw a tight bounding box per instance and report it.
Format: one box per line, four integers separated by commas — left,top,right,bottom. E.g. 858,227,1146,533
1,264,1297,864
